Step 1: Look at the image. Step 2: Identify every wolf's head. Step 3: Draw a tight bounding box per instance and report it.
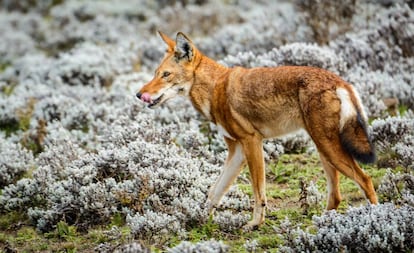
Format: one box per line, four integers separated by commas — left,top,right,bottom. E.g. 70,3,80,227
136,32,199,108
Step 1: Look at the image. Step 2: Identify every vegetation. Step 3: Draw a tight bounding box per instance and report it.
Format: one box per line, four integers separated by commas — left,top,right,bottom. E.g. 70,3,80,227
0,0,413,252
0,154,397,252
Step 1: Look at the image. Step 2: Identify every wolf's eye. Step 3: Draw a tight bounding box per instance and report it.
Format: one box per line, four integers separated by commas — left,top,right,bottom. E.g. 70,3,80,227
162,71,171,78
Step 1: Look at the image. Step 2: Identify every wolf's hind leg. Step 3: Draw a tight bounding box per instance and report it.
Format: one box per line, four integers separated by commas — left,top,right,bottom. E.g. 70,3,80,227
308,123,378,207
319,153,342,210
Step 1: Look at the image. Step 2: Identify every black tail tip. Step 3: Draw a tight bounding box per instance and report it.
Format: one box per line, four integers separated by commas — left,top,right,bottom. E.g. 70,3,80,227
340,133,376,164
353,150,376,164
340,112,376,164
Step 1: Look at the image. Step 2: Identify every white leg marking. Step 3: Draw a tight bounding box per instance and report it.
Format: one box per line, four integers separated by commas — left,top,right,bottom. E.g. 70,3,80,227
208,143,244,209
325,171,334,208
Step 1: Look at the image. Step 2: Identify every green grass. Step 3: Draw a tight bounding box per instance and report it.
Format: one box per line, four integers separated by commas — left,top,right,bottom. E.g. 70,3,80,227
0,221,133,252
0,98,34,137
0,119,20,137
0,153,389,252
1,83,16,96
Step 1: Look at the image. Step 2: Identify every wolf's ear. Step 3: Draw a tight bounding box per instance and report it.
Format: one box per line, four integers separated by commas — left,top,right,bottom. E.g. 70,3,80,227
175,32,194,62
158,31,175,51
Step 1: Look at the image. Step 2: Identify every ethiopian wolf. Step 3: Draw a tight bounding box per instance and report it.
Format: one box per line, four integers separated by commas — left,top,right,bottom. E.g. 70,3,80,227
136,32,377,230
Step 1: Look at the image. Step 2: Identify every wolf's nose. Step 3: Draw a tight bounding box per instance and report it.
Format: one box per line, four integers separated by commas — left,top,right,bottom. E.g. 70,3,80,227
136,92,152,103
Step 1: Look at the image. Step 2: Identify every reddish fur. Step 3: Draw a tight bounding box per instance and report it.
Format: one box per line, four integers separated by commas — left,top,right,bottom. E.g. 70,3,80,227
137,32,378,229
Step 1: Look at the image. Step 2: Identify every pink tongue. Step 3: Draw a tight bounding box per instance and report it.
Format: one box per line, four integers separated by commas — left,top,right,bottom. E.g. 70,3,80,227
141,93,152,103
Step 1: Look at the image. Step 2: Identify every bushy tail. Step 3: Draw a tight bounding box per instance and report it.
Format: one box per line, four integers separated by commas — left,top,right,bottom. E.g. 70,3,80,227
340,111,376,164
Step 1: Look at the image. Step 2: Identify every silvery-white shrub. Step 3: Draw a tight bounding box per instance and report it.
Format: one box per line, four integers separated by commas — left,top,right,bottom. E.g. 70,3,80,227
220,43,347,75
378,169,414,205
0,178,41,211
213,210,250,232
296,0,357,44
1,105,251,234
198,1,312,58
371,116,414,167
0,133,35,187
305,181,324,208
0,0,56,13
113,242,151,253
167,239,229,253
244,239,259,253
0,11,43,65
280,203,414,253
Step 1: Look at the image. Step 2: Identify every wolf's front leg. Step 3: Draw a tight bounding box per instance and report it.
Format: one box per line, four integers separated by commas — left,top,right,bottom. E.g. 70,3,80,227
241,135,267,230
207,138,245,214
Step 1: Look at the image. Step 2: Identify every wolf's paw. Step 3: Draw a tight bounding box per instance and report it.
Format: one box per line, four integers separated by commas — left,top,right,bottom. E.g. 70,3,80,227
199,200,215,224
204,199,217,215
242,221,261,231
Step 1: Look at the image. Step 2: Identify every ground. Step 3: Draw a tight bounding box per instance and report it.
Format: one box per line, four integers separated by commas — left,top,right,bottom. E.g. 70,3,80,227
0,153,388,252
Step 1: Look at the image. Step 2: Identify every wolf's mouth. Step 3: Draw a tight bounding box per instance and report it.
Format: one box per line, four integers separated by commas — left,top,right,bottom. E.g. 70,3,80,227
148,94,164,108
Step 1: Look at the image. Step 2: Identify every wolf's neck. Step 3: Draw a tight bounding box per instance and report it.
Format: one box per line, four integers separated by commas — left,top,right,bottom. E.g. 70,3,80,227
194,55,228,86
189,55,229,121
